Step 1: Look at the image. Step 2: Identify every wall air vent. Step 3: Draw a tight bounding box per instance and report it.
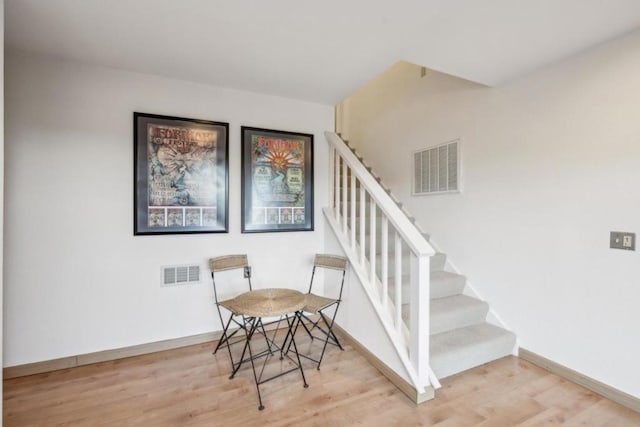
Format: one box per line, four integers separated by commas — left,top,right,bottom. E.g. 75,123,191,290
413,139,460,195
162,264,201,286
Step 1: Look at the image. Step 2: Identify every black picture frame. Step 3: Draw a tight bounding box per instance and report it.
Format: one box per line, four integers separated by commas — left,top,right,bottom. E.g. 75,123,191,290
241,126,314,233
134,112,229,235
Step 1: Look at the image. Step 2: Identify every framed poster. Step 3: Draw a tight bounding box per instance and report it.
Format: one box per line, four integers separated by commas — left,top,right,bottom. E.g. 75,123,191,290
241,126,313,233
134,112,229,235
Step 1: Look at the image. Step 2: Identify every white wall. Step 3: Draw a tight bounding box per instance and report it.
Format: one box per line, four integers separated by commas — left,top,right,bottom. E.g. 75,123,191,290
343,30,640,397
4,52,333,366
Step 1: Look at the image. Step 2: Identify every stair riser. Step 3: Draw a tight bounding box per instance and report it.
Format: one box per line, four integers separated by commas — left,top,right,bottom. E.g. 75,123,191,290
387,281,412,304
386,271,464,304
430,273,466,299
401,301,488,335
429,302,489,335
430,332,516,379
431,253,446,271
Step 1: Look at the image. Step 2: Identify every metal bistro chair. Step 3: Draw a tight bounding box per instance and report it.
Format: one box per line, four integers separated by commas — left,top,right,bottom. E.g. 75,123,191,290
209,254,273,369
291,254,347,370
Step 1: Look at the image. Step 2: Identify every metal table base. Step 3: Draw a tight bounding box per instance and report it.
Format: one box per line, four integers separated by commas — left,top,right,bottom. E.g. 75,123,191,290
230,312,308,410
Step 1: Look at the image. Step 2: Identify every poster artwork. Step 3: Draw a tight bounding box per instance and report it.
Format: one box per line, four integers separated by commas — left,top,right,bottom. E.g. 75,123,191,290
252,207,266,225
147,124,218,228
149,208,165,227
167,208,184,227
251,136,305,224
185,208,201,226
293,208,305,224
281,208,293,224
266,208,279,224
202,208,218,226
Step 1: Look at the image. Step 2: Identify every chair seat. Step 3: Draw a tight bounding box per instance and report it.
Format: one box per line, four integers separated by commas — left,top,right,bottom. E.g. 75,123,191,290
303,293,337,314
218,298,242,315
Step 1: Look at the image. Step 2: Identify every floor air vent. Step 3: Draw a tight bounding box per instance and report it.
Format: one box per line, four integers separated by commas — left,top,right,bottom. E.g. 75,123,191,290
162,264,200,286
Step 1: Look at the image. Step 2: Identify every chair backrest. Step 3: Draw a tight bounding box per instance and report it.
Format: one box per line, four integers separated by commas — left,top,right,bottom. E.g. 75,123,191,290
308,254,348,300
210,254,249,272
314,254,348,271
209,254,252,303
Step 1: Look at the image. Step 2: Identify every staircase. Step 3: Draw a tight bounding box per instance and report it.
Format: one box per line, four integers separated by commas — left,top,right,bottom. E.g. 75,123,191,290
324,131,515,395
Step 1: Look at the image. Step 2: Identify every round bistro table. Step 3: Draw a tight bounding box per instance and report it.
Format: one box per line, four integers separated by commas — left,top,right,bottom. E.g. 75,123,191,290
233,288,305,317
229,288,308,410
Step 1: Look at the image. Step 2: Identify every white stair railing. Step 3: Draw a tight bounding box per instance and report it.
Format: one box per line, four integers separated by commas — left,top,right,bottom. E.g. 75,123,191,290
323,131,440,393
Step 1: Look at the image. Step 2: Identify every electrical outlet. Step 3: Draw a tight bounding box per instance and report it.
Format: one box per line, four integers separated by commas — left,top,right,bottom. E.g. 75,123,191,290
243,266,251,278
610,231,635,251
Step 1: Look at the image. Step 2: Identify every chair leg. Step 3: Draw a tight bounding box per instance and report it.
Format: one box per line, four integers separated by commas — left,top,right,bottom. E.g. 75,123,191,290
299,313,315,339
281,312,303,359
242,317,265,411
320,311,344,351
230,318,253,379
316,306,342,370
214,314,237,354
225,316,252,372
213,304,229,354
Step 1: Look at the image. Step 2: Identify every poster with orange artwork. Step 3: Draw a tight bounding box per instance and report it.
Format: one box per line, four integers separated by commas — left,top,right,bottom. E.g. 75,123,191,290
241,127,313,233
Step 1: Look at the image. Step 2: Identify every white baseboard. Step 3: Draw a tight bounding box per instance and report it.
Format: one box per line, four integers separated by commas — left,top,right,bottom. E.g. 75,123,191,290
3,319,299,380
6,320,445,409
333,323,434,404
519,348,639,413
3,331,221,379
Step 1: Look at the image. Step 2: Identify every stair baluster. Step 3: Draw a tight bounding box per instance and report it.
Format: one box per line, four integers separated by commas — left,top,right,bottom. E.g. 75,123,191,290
342,159,348,234
381,216,388,307
369,203,376,283
350,174,356,250
333,150,339,217
394,232,402,334
359,184,366,266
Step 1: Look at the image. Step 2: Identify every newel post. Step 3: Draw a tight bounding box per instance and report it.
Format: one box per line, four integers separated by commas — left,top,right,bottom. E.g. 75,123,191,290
409,253,430,387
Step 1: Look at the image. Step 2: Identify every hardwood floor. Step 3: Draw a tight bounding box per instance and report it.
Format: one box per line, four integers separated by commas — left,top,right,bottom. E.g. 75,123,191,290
4,332,640,426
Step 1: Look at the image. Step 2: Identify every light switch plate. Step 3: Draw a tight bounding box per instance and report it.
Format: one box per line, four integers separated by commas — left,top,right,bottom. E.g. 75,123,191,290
610,231,635,251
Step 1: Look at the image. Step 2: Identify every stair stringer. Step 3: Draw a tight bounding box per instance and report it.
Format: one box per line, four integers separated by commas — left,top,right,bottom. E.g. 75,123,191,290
324,209,440,397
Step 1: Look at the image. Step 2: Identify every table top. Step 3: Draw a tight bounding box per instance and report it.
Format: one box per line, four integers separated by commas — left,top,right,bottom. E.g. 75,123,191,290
233,288,305,317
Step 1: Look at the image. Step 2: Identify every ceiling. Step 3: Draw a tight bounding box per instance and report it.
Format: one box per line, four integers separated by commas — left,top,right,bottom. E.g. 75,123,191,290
6,0,640,104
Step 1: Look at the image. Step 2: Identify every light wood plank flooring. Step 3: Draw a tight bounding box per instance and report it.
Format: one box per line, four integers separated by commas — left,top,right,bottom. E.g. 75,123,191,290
4,332,640,426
